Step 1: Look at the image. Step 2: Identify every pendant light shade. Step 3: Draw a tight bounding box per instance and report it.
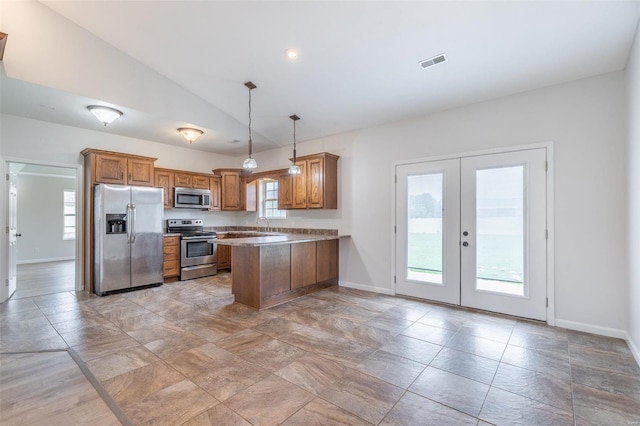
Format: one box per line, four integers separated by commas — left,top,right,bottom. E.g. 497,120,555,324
288,115,301,175
243,81,258,170
87,105,123,126
178,127,203,144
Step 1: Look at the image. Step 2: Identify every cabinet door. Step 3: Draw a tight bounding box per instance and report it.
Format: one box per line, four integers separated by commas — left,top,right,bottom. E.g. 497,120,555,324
95,154,127,185
192,175,210,189
217,244,230,269
317,239,338,282
278,174,294,210
307,157,324,208
209,177,221,211
127,158,154,187
245,181,257,212
291,242,317,289
221,172,241,210
155,170,174,209
293,161,308,209
174,173,193,188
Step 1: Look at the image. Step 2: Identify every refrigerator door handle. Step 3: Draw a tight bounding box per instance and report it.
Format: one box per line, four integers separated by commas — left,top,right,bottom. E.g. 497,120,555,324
130,204,136,244
126,203,132,243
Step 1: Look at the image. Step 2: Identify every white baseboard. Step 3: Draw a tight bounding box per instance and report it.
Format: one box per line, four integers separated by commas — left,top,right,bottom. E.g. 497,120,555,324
17,256,75,265
339,280,395,296
626,333,640,367
555,318,627,339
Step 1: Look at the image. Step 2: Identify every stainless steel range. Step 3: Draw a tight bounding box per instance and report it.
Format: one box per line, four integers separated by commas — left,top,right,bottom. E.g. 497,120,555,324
167,219,217,280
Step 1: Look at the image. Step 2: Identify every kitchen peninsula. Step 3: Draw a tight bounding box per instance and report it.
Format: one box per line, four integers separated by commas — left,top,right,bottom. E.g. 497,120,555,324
217,233,341,309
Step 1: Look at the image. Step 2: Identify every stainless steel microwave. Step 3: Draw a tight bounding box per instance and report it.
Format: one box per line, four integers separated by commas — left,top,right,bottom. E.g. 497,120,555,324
174,187,211,209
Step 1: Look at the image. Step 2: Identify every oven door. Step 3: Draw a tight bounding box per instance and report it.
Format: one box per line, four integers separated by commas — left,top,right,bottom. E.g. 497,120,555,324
181,238,217,267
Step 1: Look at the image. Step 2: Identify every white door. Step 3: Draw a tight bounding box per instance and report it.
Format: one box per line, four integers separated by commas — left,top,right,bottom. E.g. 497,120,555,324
395,159,460,305
7,171,18,298
396,148,547,320
460,149,547,320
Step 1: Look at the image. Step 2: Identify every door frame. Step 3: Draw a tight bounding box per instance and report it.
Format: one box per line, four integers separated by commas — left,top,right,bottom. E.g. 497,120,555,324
391,142,556,325
1,157,84,303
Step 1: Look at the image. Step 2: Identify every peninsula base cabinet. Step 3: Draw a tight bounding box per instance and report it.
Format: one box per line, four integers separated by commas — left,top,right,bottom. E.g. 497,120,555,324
231,239,339,309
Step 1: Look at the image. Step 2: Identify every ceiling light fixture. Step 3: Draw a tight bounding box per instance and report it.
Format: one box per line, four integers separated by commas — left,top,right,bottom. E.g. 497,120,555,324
242,81,258,170
288,115,301,175
284,48,298,61
178,127,203,144
87,105,123,126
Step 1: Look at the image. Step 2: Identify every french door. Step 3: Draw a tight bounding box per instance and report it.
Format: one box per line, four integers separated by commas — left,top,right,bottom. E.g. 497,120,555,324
395,148,547,320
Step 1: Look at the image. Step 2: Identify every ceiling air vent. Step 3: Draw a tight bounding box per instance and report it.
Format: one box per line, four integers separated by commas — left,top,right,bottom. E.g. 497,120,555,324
419,53,447,69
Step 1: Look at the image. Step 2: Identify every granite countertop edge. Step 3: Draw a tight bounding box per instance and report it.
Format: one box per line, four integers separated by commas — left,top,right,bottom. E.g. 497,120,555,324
217,234,349,247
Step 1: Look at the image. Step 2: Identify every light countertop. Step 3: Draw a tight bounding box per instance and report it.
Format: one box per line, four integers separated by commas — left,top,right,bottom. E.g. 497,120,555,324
216,233,348,247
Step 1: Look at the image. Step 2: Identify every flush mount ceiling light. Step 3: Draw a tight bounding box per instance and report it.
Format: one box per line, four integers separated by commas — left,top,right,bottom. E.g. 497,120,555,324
177,127,203,144
419,53,447,69
242,81,258,170
284,48,298,61
87,105,123,126
288,114,301,175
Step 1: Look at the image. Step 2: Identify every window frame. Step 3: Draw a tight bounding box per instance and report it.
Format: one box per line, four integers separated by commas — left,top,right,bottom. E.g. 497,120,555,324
63,190,76,240
258,179,286,219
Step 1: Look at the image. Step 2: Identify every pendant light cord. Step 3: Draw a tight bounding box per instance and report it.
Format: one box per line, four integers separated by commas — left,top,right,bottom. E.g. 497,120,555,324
293,118,297,163
248,88,253,157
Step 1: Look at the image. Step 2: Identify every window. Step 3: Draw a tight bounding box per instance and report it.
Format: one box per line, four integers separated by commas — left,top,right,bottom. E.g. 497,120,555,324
259,179,286,219
63,190,76,240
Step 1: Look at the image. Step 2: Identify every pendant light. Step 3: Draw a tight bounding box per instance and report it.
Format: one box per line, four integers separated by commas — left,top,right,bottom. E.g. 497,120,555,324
242,81,258,170
288,115,301,175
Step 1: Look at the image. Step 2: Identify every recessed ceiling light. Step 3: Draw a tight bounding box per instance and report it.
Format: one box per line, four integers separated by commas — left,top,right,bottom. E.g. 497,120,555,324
284,48,298,61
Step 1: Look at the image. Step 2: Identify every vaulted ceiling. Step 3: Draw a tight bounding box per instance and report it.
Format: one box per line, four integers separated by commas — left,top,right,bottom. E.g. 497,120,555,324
2,1,639,155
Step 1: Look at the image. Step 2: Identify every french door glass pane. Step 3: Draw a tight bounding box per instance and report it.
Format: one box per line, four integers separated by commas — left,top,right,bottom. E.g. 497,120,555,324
476,166,524,296
407,173,444,284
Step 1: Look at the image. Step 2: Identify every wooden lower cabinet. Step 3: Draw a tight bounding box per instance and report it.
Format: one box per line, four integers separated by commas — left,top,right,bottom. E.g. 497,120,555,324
317,239,339,282
231,239,339,309
291,242,317,289
163,236,180,278
217,241,231,270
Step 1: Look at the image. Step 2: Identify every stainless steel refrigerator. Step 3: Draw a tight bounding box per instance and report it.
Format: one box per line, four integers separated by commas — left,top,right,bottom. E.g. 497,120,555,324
94,183,164,296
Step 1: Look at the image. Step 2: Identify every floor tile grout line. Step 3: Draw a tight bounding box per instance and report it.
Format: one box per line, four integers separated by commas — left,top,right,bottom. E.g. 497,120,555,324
567,343,578,425
66,347,134,426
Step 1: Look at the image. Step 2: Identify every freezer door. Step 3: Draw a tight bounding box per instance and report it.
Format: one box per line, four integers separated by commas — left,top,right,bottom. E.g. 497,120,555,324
95,184,131,294
130,186,164,287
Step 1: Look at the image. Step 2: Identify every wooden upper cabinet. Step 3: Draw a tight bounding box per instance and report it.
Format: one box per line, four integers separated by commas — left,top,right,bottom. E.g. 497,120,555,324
213,169,242,211
209,177,221,211
95,154,127,184
174,172,192,188
82,149,156,187
192,175,210,190
128,158,155,187
154,169,174,209
293,161,308,209
279,153,339,210
306,156,325,208
278,173,294,210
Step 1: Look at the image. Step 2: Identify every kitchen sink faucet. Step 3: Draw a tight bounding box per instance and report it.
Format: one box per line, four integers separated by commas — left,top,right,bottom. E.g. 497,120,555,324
256,216,271,232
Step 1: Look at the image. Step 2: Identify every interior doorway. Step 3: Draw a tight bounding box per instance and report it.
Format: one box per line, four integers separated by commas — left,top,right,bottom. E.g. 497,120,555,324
395,147,549,321
6,161,80,300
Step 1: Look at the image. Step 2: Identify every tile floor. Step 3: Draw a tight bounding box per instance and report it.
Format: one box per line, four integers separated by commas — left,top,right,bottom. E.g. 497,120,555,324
1,273,639,425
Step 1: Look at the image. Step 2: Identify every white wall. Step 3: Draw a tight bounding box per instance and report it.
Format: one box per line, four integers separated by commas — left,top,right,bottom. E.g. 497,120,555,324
627,21,640,360
248,71,629,334
15,173,76,263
